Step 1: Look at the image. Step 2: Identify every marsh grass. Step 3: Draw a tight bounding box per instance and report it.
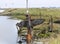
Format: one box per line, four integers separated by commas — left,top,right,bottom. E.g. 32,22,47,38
2,8,60,44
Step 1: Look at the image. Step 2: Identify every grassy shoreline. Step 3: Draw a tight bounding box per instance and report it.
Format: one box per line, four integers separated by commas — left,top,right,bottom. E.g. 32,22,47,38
1,8,60,21
1,8,60,44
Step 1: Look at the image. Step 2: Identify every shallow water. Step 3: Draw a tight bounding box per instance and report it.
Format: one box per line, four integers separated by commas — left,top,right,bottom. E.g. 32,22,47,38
0,16,19,44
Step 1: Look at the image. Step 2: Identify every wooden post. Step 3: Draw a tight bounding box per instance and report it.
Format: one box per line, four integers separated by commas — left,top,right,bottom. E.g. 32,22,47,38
26,14,32,44
49,15,53,32
40,13,42,19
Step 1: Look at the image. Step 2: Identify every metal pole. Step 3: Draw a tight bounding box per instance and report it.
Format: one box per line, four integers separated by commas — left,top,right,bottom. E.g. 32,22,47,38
26,0,32,44
26,0,29,14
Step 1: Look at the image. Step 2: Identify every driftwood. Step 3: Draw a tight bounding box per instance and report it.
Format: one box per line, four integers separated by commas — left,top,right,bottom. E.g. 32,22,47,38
16,19,45,30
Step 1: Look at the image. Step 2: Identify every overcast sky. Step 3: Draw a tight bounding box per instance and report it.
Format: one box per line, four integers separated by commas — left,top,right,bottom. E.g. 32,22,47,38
0,0,60,8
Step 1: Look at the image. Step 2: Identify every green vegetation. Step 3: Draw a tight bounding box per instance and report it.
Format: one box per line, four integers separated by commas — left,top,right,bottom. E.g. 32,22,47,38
1,8,60,44
2,8,60,20
2,8,60,36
